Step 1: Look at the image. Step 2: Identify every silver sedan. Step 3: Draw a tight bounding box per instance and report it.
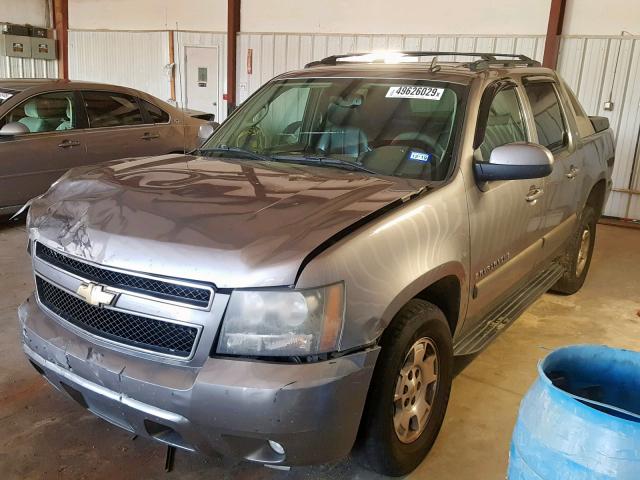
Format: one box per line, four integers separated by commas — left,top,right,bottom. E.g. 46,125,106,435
0,79,213,217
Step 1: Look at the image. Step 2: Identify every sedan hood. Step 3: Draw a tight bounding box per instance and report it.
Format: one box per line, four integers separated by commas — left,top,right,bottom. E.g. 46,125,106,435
29,154,427,288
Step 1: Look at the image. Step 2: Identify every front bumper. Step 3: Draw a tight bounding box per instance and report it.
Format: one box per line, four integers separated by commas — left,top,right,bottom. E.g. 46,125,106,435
19,294,379,466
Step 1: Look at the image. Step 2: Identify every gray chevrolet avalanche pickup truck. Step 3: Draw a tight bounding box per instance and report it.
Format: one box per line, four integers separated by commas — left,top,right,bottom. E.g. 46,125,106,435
19,52,614,476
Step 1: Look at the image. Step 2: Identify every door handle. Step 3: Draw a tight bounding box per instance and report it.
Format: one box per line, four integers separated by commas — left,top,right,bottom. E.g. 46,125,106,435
140,132,160,140
525,185,544,203
566,165,580,179
58,139,80,148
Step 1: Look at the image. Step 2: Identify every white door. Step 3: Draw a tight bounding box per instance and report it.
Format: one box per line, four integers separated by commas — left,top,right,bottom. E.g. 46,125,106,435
185,46,219,118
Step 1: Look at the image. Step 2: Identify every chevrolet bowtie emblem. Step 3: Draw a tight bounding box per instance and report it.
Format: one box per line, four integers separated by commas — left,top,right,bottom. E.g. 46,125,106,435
76,282,116,307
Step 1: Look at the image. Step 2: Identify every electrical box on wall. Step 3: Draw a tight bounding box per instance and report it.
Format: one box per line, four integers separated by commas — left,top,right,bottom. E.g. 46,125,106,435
0,23,56,60
1,23,30,36
29,26,49,38
30,37,56,60
0,35,32,58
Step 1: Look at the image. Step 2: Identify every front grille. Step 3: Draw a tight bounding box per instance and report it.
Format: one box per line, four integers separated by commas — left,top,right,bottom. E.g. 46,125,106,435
36,277,198,358
36,243,211,307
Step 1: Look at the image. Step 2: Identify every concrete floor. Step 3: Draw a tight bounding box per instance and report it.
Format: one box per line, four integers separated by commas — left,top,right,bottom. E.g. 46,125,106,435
1,222,639,480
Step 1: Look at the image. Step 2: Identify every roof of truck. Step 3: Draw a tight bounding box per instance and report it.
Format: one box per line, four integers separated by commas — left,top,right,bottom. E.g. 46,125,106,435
277,51,556,85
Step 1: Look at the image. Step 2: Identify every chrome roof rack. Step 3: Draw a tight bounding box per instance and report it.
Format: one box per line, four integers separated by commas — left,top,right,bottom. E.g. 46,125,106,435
304,51,541,71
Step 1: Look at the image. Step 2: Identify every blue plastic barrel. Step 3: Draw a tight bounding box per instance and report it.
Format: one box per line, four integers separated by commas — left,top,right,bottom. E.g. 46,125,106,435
509,345,640,479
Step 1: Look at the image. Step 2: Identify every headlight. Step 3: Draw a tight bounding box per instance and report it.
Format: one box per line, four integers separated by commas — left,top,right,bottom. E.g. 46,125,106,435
216,283,345,357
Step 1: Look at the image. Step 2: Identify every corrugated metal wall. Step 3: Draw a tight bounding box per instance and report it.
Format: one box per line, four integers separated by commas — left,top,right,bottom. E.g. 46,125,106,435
67,30,227,118
0,56,57,78
558,35,640,219
236,33,546,101
68,30,171,101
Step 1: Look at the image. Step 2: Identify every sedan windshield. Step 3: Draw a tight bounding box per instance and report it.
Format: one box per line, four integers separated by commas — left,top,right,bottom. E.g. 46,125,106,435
203,78,466,180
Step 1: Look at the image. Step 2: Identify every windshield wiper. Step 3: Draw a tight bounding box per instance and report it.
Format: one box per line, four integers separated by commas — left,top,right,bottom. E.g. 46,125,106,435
272,154,378,175
199,146,272,162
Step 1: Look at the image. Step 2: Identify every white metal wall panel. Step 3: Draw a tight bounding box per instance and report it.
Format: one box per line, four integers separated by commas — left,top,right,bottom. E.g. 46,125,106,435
173,31,227,119
558,36,640,219
68,30,227,119
0,56,57,79
237,33,545,100
68,30,170,102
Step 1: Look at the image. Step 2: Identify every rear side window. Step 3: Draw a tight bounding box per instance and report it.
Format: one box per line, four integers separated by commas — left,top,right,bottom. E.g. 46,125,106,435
561,80,595,138
478,87,527,161
524,82,567,151
142,100,170,124
1,91,76,133
83,91,144,128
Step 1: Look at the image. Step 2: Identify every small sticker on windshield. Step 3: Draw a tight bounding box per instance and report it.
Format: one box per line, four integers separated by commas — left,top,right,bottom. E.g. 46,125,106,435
0,92,13,101
408,151,432,163
386,86,444,100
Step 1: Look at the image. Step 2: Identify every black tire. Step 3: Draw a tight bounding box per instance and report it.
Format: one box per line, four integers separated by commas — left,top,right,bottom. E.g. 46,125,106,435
552,205,597,295
354,299,453,477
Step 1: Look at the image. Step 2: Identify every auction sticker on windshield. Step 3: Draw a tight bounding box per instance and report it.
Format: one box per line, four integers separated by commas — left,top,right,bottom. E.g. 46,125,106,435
0,92,13,103
386,86,444,100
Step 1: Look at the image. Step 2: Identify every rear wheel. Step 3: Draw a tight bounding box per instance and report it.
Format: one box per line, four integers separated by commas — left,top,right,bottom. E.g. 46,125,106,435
552,205,597,294
355,299,453,476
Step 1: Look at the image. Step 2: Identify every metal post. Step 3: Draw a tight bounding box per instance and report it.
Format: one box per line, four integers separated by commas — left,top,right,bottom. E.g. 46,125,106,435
542,0,567,69
52,0,69,80
227,0,241,115
168,30,176,102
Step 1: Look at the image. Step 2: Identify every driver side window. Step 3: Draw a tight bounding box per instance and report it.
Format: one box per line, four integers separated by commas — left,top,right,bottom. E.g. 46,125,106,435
478,87,526,161
2,91,76,134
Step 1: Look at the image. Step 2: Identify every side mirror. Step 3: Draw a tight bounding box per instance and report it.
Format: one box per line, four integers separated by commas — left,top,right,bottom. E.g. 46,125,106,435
589,116,610,133
197,122,217,145
0,122,29,137
474,142,554,182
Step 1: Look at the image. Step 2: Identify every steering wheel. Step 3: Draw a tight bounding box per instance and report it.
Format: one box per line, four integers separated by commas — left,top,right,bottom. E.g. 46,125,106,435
390,132,445,159
234,125,267,152
284,120,302,136
279,120,303,145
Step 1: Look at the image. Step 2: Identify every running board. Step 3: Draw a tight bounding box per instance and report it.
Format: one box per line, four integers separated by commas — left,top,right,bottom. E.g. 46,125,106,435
453,263,564,356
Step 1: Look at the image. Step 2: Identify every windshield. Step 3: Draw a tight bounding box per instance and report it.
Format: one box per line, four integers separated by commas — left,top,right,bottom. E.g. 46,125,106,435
203,78,466,180
0,90,15,106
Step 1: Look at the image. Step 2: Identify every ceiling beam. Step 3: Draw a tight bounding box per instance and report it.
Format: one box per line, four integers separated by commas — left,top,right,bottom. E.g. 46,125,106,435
227,0,241,115
543,0,567,69
52,0,69,80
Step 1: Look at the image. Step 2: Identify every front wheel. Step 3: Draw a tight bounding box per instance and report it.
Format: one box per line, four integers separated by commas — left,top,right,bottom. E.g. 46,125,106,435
552,205,597,295
354,299,453,477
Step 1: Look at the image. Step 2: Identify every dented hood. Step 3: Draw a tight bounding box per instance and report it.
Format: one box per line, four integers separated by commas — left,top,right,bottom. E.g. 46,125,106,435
29,154,427,288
